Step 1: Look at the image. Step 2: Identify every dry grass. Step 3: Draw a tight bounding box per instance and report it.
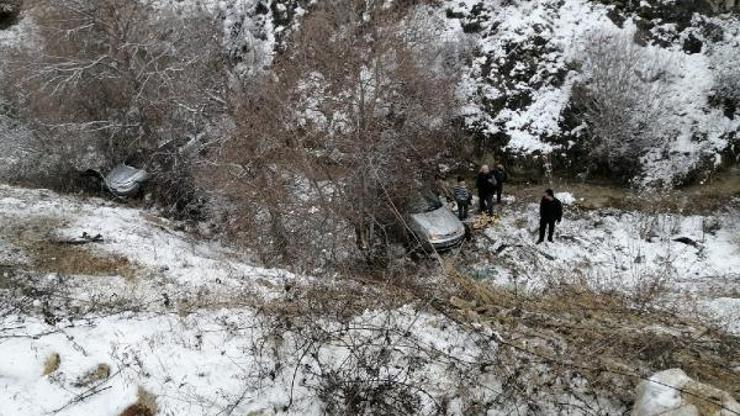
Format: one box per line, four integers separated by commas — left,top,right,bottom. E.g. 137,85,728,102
2,216,139,279
444,269,740,400
74,363,111,387
42,352,60,376
507,167,740,215
683,381,736,416
257,276,415,322
26,242,137,279
119,387,157,416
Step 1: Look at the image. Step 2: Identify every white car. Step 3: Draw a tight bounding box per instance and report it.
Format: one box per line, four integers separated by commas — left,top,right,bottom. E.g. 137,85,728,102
103,164,150,196
407,192,466,251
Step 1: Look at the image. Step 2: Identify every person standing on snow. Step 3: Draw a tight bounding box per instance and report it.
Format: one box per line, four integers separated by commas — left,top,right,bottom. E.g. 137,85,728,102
475,165,496,216
492,164,508,204
452,176,472,220
537,189,562,244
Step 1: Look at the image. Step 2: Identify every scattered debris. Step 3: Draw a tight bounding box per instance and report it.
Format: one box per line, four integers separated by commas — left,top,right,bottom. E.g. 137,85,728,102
470,213,501,230
52,232,104,245
673,236,702,248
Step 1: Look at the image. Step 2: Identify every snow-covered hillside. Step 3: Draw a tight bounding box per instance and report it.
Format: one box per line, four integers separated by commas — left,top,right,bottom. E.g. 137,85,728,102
1,185,737,415
0,186,483,415
465,192,740,334
0,2,738,412
448,0,740,184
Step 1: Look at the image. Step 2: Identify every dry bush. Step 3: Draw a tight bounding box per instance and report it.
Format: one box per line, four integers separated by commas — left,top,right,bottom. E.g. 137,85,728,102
445,269,740,403
710,41,740,118
42,352,60,376
119,387,158,416
571,31,673,180
74,363,111,388
7,0,226,215
209,0,463,269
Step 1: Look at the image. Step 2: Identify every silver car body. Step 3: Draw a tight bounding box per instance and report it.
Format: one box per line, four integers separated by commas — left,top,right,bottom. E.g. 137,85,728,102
104,164,150,196
408,204,465,250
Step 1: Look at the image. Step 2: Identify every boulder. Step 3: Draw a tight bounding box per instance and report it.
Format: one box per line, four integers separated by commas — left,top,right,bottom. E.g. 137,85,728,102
634,369,740,416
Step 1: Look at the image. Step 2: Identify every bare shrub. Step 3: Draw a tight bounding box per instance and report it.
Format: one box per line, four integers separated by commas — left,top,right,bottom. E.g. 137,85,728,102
571,32,673,180
210,0,463,269
7,0,226,215
42,351,61,376
709,41,740,117
119,386,158,416
74,363,111,388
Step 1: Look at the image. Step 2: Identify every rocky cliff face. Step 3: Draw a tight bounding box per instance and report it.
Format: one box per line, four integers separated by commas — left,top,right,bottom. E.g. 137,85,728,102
0,0,738,187
447,0,739,186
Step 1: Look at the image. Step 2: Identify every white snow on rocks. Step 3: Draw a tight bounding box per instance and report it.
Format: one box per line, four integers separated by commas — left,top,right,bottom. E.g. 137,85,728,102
449,0,740,184
633,368,740,416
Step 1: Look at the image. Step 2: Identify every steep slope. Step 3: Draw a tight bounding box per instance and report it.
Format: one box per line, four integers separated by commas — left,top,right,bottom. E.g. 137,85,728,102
0,185,738,415
448,0,740,185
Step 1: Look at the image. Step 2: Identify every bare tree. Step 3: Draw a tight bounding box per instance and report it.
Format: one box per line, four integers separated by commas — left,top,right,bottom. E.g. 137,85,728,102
9,0,226,212
710,41,740,117
210,0,463,269
571,31,673,179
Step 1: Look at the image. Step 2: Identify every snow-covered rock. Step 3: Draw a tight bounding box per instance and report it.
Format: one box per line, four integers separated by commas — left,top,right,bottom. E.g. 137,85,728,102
634,369,740,416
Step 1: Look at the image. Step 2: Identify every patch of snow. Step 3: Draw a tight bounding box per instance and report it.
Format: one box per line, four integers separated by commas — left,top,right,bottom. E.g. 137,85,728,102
634,369,689,416
555,192,576,205
471,200,740,332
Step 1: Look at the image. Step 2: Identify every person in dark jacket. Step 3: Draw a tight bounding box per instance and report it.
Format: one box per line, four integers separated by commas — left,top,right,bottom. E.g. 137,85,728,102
452,176,472,220
537,189,562,244
475,165,496,216
492,164,508,204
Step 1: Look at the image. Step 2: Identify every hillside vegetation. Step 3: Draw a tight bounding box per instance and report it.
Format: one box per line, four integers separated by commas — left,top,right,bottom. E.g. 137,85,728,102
0,1,738,415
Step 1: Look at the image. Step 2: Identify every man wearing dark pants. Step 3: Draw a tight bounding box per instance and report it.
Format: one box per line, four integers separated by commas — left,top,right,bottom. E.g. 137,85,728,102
537,189,562,244
475,165,496,216
492,164,507,204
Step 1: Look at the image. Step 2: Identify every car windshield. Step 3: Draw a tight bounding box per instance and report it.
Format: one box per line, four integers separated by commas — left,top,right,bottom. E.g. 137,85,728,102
408,190,443,214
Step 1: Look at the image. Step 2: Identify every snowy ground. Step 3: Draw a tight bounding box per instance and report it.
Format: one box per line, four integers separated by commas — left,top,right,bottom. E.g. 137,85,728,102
463,192,740,334
0,186,505,416
0,185,737,415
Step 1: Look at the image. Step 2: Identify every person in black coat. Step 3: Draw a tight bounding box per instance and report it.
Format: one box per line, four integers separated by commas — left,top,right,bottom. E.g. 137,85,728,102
492,164,508,204
475,165,496,216
537,189,562,244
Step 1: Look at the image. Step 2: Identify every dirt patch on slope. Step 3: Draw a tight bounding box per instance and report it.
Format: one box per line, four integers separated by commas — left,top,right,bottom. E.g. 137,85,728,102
24,242,136,278
1,215,139,279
